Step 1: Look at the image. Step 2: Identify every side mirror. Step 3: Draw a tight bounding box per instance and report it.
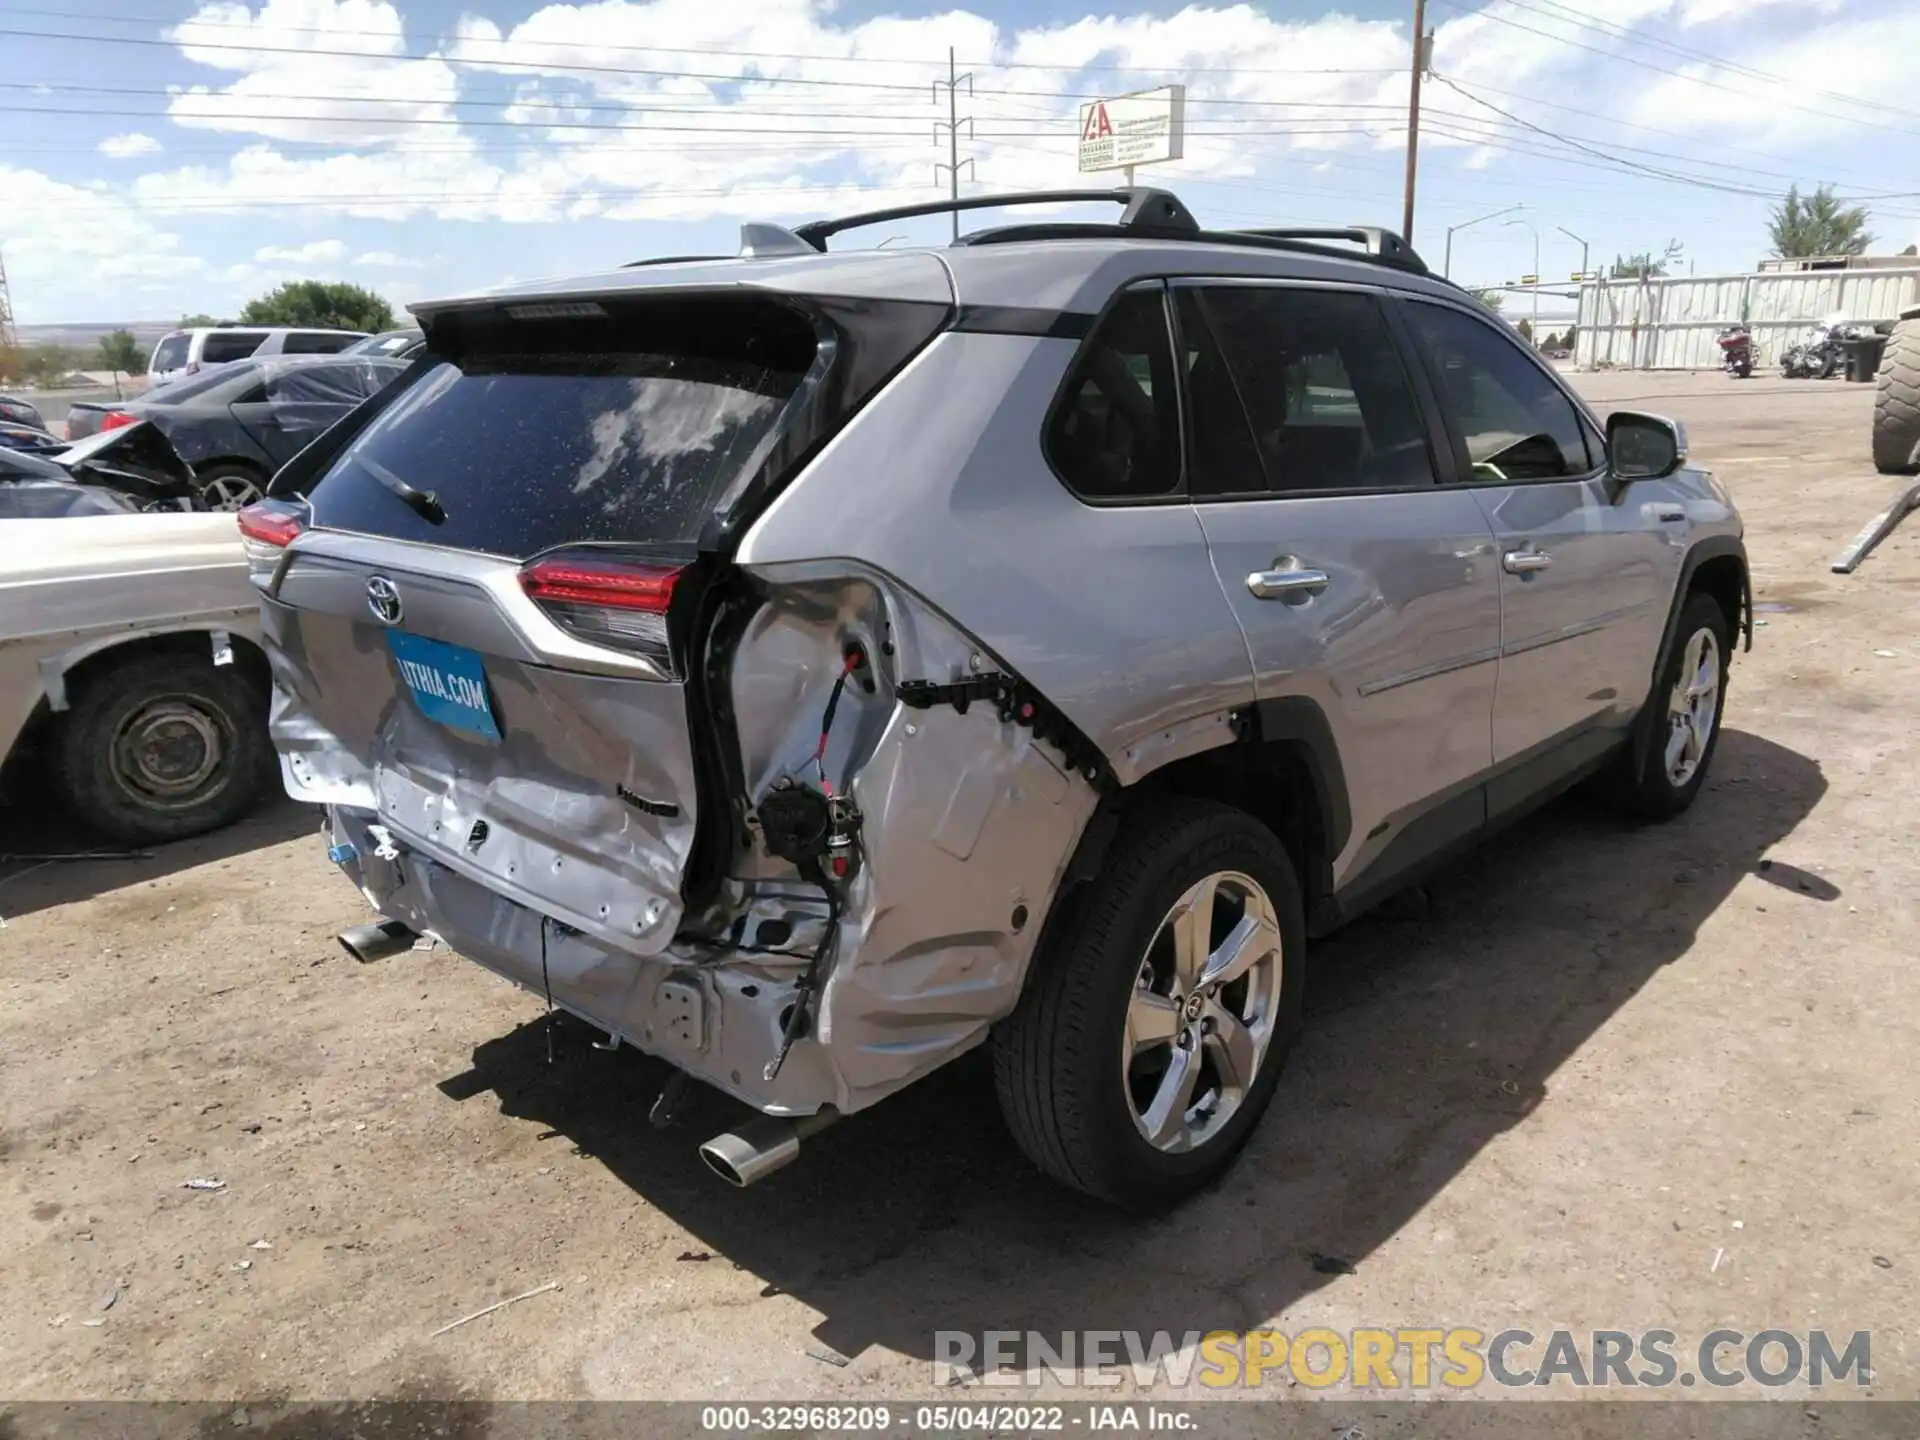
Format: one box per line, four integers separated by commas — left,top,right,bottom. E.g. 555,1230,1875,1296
1607,410,1688,482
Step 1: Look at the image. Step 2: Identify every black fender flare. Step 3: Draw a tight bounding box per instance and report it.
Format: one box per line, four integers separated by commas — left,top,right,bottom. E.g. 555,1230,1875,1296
1630,534,1750,775
1059,694,1353,900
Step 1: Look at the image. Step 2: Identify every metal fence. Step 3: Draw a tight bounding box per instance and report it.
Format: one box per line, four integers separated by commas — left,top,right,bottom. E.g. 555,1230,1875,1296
1574,267,1920,370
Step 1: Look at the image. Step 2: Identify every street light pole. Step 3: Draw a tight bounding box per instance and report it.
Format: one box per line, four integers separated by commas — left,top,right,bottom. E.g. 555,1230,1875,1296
1555,225,1591,282
1442,204,1522,279
1506,217,1540,347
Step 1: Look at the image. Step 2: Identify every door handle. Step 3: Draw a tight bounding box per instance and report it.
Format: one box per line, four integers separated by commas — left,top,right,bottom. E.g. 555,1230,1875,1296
1502,548,1553,574
1246,565,1331,600
1652,504,1688,523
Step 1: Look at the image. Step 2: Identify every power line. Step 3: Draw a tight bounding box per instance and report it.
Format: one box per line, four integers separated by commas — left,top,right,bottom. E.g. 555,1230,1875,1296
0,5,1406,77
1428,0,1920,139
1469,0,1920,126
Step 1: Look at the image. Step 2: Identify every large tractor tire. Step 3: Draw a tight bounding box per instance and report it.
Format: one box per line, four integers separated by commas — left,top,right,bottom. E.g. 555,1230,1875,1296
1874,315,1920,476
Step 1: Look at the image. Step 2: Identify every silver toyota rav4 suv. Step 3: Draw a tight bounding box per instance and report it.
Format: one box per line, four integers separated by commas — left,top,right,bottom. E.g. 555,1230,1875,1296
242,189,1748,1209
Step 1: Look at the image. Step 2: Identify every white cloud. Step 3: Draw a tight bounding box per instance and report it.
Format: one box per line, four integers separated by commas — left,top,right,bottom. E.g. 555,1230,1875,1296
99,133,164,159
165,0,459,147
354,250,423,267
0,165,203,320
254,238,348,263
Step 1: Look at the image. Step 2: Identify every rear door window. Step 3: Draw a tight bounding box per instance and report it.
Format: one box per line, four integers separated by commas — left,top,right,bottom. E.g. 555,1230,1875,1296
305,299,818,558
1187,286,1436,495
202,332,267,365
151,334,189,372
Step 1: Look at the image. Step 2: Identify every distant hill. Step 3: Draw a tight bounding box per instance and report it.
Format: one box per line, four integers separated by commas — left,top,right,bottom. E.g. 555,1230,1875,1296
14,321,178,349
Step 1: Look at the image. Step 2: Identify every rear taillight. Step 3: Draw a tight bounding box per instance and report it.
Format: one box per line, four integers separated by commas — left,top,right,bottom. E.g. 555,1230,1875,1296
237,501,306,575
519,555,683,664
99,410,138,432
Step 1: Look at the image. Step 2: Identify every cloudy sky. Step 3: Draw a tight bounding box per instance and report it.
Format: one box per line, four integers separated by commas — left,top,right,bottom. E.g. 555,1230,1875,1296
3,0,1918,323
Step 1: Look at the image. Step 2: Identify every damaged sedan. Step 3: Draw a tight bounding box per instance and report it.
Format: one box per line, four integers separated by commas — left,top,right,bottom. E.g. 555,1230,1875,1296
244,189,1747,1206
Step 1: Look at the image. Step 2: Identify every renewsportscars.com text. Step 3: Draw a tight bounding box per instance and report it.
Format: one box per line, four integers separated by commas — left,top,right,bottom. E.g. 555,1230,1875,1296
933,1328,1872,1390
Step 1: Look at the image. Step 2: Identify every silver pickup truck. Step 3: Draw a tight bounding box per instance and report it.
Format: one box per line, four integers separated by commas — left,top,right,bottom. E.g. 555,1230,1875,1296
0,500,277,844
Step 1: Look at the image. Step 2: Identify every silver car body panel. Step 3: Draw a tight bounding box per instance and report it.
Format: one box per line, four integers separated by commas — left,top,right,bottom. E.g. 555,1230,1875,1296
258,230,1745,1123
0,512,261,766
735,330,1256,785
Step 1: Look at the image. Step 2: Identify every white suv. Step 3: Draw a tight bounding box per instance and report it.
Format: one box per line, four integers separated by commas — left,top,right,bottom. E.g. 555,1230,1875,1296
148,326,367,387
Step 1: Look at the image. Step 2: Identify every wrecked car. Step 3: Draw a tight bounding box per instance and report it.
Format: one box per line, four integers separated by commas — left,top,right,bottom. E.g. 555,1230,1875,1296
245,188,1749,1207
66,355,408,510
0,493,278,843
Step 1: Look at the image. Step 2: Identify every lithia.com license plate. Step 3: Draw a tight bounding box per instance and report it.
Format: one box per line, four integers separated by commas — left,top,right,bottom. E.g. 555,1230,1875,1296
386,630,502,741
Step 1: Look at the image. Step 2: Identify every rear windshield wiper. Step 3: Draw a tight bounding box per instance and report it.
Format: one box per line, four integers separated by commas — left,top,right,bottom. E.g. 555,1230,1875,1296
359,456,446,525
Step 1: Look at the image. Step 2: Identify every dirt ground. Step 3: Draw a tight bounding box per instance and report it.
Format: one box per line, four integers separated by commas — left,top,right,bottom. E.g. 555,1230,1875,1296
2,369,1917,1411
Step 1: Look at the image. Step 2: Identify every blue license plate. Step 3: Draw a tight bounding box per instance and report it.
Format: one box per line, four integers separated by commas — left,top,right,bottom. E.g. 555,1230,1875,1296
386,631,501,741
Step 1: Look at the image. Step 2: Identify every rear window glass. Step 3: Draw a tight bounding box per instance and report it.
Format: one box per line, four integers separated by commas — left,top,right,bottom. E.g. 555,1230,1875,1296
202,332,267,364
142,366,256,405
306,302,817,558
151,335,189,371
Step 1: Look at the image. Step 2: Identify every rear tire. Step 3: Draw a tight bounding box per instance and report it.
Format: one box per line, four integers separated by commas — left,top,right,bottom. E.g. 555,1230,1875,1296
55,651,276,845
993,799,1305,1209
194,463,267,512
1872,321,1920,475
1615,593,1733,822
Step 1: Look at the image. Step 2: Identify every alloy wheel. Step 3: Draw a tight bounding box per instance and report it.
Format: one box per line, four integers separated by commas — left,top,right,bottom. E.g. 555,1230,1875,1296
1664,626,1721,787
1123,870,1286,1154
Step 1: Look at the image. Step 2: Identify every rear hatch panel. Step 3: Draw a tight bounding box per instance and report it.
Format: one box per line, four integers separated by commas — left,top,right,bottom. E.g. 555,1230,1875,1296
262,286,952,960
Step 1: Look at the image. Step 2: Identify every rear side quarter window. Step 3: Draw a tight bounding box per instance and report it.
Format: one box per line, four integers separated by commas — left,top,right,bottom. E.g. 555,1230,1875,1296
1045,288,1183,502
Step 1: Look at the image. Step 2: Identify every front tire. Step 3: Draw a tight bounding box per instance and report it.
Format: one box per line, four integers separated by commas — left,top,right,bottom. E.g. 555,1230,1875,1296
993,799,1305,1209
1618,593,1733,821
55,651,276,845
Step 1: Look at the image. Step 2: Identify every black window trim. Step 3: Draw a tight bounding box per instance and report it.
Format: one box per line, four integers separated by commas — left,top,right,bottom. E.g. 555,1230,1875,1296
1167,275,1447,505
1391,291,1611,490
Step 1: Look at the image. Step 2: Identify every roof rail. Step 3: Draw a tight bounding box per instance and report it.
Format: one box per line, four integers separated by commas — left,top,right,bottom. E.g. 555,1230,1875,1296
790,187,1199,250
620,254,729,269
1230,226,1428,274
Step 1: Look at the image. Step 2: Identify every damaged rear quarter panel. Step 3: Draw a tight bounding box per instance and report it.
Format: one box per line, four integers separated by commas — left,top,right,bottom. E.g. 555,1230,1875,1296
722,563,1098,1107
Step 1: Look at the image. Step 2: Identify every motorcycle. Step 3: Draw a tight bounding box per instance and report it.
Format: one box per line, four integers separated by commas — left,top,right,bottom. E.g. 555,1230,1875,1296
1781,319,1870,380
1716,324,1754,378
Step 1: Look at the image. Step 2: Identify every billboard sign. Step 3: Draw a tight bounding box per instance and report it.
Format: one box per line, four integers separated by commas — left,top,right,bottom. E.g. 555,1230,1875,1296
1077,85,1186,174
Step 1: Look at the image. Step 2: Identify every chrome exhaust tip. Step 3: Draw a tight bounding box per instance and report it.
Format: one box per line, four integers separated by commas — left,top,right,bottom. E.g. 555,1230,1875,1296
698,1110,838,1188
338,919,418,964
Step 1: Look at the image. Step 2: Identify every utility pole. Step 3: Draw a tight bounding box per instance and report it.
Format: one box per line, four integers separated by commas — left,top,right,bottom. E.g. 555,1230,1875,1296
0,247,16,352
933,47,974,241
1401,0,1432,243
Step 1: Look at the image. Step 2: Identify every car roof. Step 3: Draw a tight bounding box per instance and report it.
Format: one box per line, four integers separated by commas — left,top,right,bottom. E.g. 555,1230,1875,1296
162,325,367,339
411,189,1469,322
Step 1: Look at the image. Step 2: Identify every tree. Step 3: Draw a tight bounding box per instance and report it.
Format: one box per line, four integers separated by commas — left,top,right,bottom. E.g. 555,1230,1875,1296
1562,323,1578,352
239,280,393,333
1612,252,1664,280
1768,184,1873,259
96,329,143,378
1470,288,1504,313
179,312,223,328
1516,317,1534,344
1543,331,1562,350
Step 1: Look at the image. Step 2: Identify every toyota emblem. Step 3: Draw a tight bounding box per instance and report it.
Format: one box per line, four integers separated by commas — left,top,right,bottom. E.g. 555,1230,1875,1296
365,576,403,626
